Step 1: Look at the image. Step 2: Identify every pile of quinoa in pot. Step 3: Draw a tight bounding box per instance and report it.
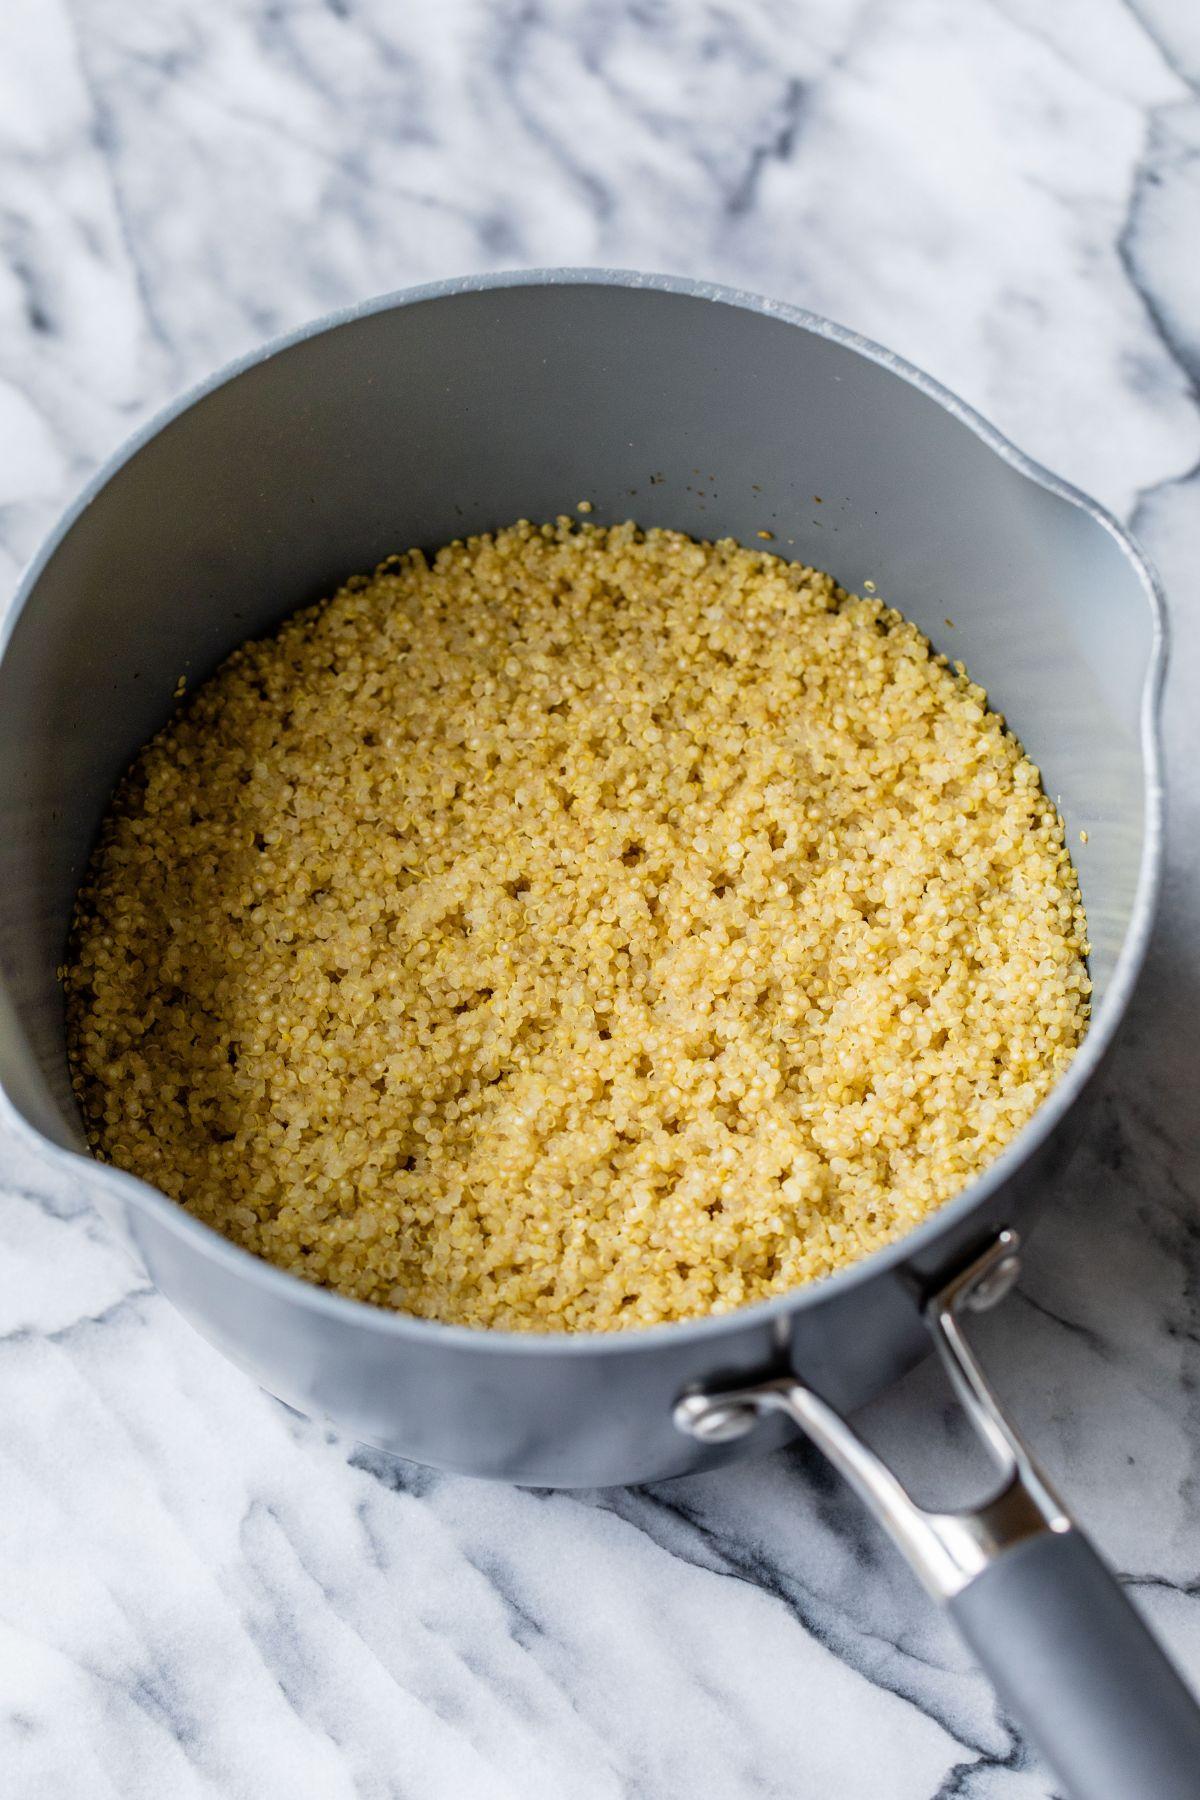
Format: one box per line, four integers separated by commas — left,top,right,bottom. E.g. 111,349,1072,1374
65,519,1089,1332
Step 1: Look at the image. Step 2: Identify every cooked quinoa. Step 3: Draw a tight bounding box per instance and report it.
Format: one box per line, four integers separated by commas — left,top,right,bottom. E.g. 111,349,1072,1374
65,520,1089,1331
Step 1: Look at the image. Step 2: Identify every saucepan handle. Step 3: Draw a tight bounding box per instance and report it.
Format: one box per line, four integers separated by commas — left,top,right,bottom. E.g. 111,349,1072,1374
949,1523,1200,1799
674,1232,1200,1800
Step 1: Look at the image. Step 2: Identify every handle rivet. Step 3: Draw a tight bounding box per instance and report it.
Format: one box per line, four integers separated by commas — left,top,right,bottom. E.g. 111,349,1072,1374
964,1253,1021,1313
673,1392,762,1444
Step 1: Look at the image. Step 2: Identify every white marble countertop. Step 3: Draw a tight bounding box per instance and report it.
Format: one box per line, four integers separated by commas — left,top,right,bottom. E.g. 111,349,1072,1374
3,3,1200,1795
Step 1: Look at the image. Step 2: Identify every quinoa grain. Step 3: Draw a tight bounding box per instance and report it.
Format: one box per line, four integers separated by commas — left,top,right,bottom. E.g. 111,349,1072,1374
65,520,1089,1331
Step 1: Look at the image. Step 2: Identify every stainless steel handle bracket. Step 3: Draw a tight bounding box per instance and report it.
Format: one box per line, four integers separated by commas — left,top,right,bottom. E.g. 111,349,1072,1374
674,1230,1070,1599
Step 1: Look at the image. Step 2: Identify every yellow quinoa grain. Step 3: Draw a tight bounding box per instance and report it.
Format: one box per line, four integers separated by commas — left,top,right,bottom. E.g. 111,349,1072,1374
64,520,1089,1332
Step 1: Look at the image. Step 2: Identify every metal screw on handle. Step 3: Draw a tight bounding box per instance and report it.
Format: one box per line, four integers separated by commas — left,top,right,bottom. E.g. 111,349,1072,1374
674,1230,1068,1599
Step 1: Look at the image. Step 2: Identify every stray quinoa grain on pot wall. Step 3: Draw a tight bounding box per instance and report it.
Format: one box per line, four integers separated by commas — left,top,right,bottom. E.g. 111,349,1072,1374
65,519,1090,1331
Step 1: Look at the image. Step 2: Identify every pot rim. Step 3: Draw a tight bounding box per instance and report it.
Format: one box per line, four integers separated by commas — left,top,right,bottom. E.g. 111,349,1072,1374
0,266,1168,1359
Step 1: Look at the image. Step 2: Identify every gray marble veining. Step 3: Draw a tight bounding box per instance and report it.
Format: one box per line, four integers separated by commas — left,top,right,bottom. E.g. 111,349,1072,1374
2,3,1200,1795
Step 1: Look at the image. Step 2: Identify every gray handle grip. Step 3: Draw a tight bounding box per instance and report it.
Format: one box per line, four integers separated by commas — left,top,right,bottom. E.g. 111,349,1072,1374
674,1239,1200,1800
950,1527,1200,1800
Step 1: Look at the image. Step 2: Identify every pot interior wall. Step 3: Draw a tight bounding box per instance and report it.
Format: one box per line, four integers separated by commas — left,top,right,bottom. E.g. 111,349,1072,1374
0,281,1154,1147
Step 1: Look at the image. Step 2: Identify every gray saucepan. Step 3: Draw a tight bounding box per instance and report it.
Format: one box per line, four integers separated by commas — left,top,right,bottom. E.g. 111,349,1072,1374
1,271,1196,1799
